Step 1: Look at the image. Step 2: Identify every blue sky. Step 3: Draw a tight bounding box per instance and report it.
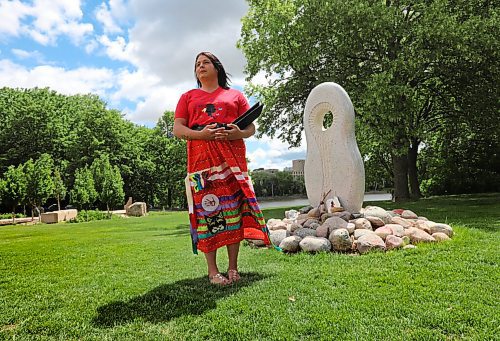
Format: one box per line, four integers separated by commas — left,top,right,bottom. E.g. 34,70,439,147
0,0,306,170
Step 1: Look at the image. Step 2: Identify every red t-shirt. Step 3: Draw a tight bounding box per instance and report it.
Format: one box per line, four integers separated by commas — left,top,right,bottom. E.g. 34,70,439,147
174,87,250,128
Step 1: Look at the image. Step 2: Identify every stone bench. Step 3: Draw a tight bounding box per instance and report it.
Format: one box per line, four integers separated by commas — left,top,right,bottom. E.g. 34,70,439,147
40,209,78,224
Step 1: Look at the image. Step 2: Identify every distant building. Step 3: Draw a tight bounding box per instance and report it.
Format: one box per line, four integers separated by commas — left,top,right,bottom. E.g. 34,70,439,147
291,159,305,178
283,167,293,172
252,168,279,174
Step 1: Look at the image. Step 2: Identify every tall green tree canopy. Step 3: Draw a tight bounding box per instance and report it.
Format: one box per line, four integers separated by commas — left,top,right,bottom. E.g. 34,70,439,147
0,88,189,210
239,0,499,200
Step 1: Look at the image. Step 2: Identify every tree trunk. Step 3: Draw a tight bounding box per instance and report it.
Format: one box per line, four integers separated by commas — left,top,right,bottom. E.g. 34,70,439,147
167,188,172,209
57,195,61,211
392,152,410,202
408,141,422,199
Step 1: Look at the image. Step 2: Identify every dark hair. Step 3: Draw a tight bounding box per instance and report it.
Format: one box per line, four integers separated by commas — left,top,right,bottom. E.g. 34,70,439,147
194,52,231,89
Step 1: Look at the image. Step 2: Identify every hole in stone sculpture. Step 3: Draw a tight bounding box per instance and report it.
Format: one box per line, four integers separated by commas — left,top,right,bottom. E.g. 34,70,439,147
322,111,333,131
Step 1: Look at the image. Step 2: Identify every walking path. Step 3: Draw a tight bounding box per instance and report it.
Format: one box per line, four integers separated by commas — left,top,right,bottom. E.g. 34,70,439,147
0,217,40,226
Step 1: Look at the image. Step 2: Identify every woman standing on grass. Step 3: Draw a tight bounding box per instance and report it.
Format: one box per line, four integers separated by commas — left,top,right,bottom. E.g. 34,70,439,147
173,52,270,286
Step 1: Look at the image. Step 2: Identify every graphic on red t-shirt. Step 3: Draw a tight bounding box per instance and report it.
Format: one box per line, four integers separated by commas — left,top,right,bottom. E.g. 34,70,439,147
196,102,227,120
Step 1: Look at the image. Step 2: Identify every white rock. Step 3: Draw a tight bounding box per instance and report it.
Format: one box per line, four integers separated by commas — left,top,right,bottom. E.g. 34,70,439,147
299,236,332,252
270,230,290,246
352,218,373,230
385,235,404,250
267,218,287,231
285,210,299,220
405,227,436,243
329,228,353,252
279,236,302,252
354,229,376,240
401,210,418,219
363,206,392,224
428,222,454,237
354,234,386,254
432,232,451,241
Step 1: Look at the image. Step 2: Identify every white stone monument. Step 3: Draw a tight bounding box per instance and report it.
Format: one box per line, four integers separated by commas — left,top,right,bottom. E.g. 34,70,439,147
304,82,365,213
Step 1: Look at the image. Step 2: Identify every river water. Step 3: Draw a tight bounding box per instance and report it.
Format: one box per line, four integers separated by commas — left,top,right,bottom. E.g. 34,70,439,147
258,193,392,209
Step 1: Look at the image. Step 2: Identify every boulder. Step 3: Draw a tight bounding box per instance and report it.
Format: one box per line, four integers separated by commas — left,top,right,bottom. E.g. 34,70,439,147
299,236,331,252
414,220,432,234
285,209,299,220
428,222,454,237
354,229,376,240
354,234,386,254
303,218,320,229
385,223,405,237
329,228,353,252
432,232,451,242
279,236,302,252
320,213,335,223
374,226,393,240
363,206,392,224
365,216,385,228
401,210,418,219
323,216,348,231
247,239,267,247
390,216,413,228
331,211,352,222
352,218,373,231
308,207,321,218
126,202,147,217
267,218,288,231
315,224,330,238
294,228,317,238
289,222,302,233
385,235,404,250
405,227,436,243
270,230,290,246
346,222,355,234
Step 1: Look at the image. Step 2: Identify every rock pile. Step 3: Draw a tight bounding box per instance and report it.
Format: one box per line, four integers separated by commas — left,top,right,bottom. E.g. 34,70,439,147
256,205,453,254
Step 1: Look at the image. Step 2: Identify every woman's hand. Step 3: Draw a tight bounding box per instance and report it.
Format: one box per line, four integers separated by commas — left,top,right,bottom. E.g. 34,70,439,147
214,124,246,140
200,123,227,140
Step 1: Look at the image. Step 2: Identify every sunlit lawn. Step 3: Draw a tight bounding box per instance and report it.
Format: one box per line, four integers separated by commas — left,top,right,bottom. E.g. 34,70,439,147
0,193,499,340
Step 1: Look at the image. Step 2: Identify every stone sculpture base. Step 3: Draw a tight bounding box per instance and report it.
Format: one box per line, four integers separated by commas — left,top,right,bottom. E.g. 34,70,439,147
41,209,78,224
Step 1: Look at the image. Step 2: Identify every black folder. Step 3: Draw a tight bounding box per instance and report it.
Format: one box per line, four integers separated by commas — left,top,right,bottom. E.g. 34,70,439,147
190,102,263,131
232,102,263,130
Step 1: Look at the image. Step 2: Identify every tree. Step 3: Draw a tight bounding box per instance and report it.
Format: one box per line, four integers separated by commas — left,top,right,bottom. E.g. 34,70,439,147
70,166,97,210
0,165,27,223
238,0,499,201
91,154,124,212
53,167,67,211
25,154,55,219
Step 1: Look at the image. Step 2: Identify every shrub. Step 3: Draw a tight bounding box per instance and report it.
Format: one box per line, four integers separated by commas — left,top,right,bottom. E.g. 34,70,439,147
69,210,113,223
0,213,26,219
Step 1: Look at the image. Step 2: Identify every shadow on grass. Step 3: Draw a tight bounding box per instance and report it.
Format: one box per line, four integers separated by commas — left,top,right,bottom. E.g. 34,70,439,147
92,272,267,327
153,224,191,237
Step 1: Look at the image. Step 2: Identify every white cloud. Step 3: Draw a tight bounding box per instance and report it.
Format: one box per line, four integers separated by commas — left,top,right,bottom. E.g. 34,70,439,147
0,0,93,45
0,59,115,98
95,2,122,34
98,34,138,64
246,133,307,171
0,0,31,37
85,39,99,54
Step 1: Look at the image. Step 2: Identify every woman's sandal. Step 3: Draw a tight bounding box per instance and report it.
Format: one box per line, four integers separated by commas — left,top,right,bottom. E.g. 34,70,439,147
209,273,230,286
227,269,241,284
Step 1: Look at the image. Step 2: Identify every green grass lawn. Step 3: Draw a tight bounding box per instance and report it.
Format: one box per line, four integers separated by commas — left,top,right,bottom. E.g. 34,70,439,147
1,194,499,340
